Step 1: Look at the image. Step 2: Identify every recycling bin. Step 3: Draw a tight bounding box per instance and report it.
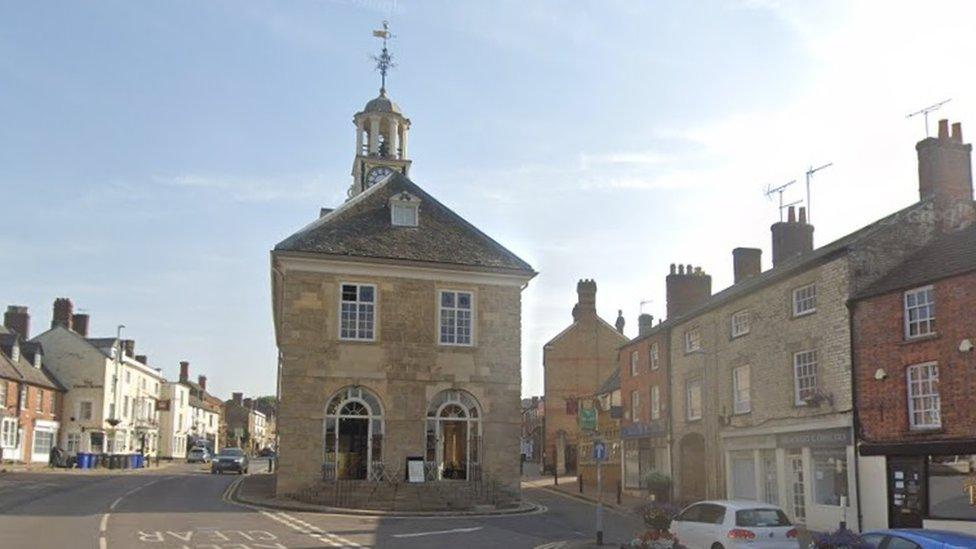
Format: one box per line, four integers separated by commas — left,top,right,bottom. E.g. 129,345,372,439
77,453,90,469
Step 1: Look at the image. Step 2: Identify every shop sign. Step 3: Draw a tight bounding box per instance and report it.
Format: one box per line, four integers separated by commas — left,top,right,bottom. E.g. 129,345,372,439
578,407,597,431
621,420,665,439
777,427,851,449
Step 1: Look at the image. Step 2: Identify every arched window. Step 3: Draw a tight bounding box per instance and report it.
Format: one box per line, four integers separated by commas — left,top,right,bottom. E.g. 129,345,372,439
425,390,482,481
323,386,384,481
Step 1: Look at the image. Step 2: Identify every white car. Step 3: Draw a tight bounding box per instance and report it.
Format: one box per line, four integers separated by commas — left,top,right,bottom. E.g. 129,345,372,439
187,447,211,463
669,500,799,549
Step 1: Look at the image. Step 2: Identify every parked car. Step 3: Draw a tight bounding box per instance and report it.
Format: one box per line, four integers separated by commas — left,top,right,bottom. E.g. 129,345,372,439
669,500,798,549
210,447,249,475
187,447,211,463
861,529,976,548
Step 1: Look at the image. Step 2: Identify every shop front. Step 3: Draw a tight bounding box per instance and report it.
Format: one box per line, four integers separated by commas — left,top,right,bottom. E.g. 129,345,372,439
859,440,976,535
621,420,669,494
722,423,856,533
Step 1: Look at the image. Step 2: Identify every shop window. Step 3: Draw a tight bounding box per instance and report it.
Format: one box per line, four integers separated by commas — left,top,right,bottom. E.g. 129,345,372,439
788,449,806,522
32,430,54,456
812,448,849,506
66,433,81,454
928,455,976,520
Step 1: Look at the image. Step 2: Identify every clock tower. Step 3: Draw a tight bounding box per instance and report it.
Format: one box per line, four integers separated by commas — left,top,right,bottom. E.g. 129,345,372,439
348,21,411,198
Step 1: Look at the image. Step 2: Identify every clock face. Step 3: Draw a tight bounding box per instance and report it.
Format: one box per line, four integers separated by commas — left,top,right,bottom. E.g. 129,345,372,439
365,166,396,188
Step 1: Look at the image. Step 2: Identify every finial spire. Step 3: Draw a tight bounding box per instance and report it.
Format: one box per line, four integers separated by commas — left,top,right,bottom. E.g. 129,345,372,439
372,21,395,95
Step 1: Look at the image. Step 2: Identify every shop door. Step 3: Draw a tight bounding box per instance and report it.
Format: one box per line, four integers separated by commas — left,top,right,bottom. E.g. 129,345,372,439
888,456,926,528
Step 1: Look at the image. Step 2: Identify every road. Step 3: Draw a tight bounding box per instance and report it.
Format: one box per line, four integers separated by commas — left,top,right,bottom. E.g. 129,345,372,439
0,461,644,548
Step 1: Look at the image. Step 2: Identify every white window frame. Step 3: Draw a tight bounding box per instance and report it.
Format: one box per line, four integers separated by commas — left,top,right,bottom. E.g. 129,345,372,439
650,385,660,420
339,282,377,341
391,202,419,227
793,350,818,405
438,290,474,346
650,343,659,370
792,284,817,317
731,309,751,338
904,286,936,339
684,328,701,353
19,385,26,411
907,361,941,430
66,432,81,453
630,350,639,376
630,389,641,422
0,417,17,449
0,381,6,408
733,365,751,414
686,379,702,421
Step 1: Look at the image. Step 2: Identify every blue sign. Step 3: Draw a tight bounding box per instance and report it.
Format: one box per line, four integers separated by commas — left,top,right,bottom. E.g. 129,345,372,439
593,441,607,461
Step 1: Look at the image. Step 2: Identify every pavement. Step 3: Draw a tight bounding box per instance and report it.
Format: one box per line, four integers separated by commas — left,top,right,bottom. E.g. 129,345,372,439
0,458,647,548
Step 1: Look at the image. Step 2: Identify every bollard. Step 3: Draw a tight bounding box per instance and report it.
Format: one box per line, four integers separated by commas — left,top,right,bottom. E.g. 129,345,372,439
268,456,273,473
579,472,584,493
617,479,622,505
554,467,559,486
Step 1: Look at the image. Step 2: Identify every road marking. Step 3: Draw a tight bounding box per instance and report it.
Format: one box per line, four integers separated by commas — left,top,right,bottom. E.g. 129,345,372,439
260,510,364,548
392,526,483,538
99,476,172,549
537,486,630,517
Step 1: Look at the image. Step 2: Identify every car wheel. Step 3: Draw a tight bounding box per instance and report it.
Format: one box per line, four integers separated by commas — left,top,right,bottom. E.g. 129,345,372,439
711,544,725,549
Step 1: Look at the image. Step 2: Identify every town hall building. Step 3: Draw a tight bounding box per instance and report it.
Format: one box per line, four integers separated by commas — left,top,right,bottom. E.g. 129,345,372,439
270,26,535,506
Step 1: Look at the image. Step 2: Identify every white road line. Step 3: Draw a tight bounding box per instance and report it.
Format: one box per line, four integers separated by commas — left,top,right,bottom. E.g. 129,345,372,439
108,496,123,511
392,526,483,538
260,511,341,547
100,513,110,532
282,512,364,547
98,476,172,549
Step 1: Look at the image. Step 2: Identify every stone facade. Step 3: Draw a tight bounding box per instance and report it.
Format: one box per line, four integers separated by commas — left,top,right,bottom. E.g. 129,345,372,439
273,263,528,499
542,280,627,475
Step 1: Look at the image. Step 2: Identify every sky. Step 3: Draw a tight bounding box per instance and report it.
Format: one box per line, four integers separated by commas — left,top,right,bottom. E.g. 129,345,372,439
2,1,976,399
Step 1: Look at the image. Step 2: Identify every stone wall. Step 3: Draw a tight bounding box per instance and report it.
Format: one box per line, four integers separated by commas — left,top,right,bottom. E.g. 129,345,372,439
275,267,523,499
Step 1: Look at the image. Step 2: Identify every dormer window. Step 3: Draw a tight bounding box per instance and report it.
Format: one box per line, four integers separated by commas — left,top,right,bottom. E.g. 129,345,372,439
389,191,420,227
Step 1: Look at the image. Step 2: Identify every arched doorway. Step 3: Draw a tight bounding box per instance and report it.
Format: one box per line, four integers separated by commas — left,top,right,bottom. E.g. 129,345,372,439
324,386,384,481
426,390,482,481
679,433,706,502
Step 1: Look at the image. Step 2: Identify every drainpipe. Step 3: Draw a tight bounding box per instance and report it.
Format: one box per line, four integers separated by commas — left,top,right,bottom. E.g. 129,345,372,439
846,299,863,532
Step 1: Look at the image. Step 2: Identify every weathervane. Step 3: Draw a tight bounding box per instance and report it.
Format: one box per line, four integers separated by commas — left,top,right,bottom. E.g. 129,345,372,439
372,21,396,95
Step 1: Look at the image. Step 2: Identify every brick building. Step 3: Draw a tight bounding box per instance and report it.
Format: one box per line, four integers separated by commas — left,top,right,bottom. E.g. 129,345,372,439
1,308,66,464
665,119,974,532
852,224,976,534
543,280,627,475
618,312,671,495
576,368,622,490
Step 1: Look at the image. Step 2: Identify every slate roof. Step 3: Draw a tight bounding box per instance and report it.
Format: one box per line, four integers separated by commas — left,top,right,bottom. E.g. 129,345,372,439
0,327,65,391
855,223,976,300
274,173,535,275
597,368,621,395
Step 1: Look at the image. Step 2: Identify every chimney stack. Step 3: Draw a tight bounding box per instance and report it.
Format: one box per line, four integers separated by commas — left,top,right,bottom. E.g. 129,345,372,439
179,361,189,383
51,298,74,330
198,375,207,392
4,306,30,339
732,248,763,283
771,206,814,266
135,355,148,365
232,392,243,406
572,279,597,321
917,118,973,206
72,314,90,337
665,263,712,319
638,314,654,336
121,339,135,358
243,397,253,409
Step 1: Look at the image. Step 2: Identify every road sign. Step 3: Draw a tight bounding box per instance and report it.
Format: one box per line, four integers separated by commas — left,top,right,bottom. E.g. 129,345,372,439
593,441,607,461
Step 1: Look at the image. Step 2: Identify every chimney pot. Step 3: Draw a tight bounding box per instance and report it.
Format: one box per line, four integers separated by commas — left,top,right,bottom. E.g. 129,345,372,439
638,313,654,336
3,306,30,339
179,361,189,382
798,207,807,225
916,119,974,206
71,313,90,337
614,310,625,334
787,205,796,223
732,247,763,283
51,298,74,330
669,263,676,274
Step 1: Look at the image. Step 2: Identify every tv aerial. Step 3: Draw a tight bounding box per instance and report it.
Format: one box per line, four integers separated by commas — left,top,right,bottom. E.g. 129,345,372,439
907,98,951,137
805,163,832,224
764,180,798,222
